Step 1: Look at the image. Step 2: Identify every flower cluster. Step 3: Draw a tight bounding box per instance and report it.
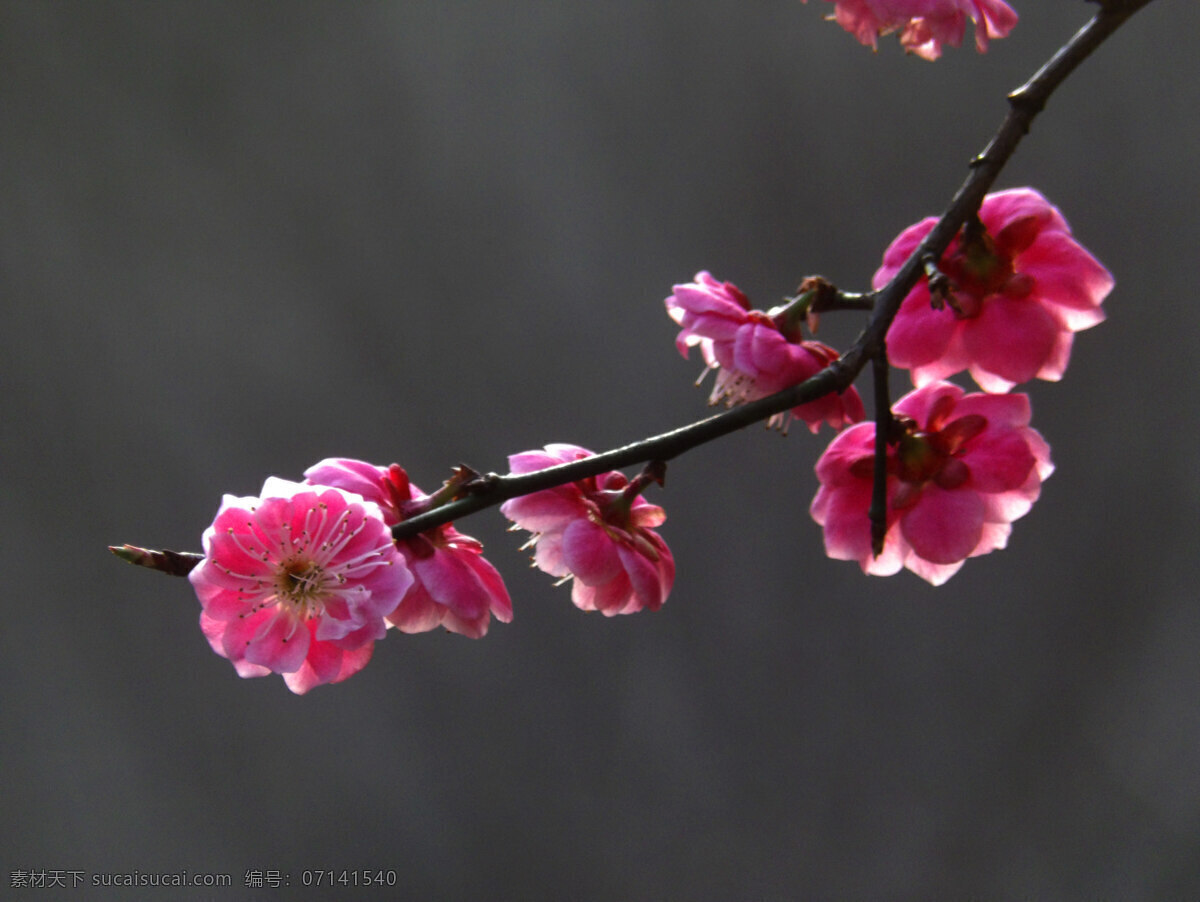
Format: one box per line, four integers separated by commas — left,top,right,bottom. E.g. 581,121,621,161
808,188,1109,582
189,459,515,693
188,451,673,691
182,181,1109,694
665,189,1108,584
802,0,1018,60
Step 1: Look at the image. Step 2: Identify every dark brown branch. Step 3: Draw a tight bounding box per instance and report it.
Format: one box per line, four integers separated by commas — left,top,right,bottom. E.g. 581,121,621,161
392,363,853,539
869,350,892,557
816,290,876,313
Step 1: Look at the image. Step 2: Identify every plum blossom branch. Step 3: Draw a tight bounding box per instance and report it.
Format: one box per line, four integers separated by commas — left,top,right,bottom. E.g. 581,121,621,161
113,0,1156,570
390,0,1153,541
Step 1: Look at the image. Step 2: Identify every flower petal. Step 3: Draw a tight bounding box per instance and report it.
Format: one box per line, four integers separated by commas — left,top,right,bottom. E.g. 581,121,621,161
900,484,985,565
962,294,1060,387
561,519,623,585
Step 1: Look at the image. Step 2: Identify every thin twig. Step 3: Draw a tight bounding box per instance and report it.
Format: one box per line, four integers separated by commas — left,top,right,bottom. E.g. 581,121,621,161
869,350,892,557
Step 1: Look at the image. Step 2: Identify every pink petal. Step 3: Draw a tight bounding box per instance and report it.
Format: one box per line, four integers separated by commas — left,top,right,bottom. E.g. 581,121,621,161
199,612,266,676
324,616,389,648
207,519,273,578
507,445,588,475
532,530,569,578
862,528,907,578
903,555,966,586
980,188,1067,237
962,294,1060,387
811,479,876,565
1021,231,1112,330
386,584,447,633
900,11,965,60
900,484,985,565
630,500,667,530
438,610,489,640
570,579,598,612
1024,427,1055,481
966,366,1017,394
951,391,1031,430
792,385,866,434
969,520,1012,557
1032,331,1073,383
875,218,936,288
617,543,671,612
979,488,1035,524
243,610,311,674
885,289,959,370
973,0,1018,45
413,548,490,620
303,458,389,507
561,519,623,585
577,571,635,615
894,381,964,428
732,322,792,385
283,642,373,695
356,558,414,619
470,554,513,623
961,428,1036,493
814,422,876,487
499,489,586,532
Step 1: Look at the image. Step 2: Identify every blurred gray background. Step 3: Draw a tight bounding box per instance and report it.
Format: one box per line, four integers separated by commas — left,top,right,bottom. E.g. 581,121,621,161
3,2,1198,899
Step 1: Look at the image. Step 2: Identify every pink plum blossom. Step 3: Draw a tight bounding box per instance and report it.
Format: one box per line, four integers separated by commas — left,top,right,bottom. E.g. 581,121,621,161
801,0,1017,60
304,458,513,639
666,271,864,432
877,188,1113,393
811,381,1052,585
499,444,674,615
188,477,413,694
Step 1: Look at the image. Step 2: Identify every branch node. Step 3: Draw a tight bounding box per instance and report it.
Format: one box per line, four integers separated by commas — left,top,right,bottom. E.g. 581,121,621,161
1006,86,1044,119
464,471,502,495
921,253,955,311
